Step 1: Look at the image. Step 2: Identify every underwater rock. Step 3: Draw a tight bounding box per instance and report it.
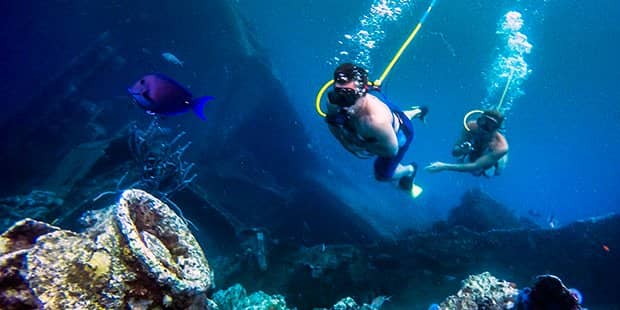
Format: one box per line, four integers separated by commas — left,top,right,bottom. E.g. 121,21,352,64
515,274,582,310
0,219,60,254
26,230,121,309
438,272,518,309
0,249,37,309
0,189,213,309
115,189,212,294
0,219,59,309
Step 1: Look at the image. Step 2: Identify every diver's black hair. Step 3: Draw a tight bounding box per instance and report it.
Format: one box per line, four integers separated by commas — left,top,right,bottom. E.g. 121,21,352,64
482,110,505,127
334,63,368,89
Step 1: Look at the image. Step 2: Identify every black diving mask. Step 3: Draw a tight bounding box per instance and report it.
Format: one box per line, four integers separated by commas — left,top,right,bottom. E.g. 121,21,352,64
477,115,500,132
327,87,363,108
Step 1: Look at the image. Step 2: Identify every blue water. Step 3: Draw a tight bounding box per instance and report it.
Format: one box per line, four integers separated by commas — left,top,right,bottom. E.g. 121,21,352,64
1,1,617,231
1,1,619,307
3,0,618,230
237,0,620,229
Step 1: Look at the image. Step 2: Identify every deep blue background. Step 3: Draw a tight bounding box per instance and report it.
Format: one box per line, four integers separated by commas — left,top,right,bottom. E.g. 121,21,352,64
1,0,618,233
236,0,620,230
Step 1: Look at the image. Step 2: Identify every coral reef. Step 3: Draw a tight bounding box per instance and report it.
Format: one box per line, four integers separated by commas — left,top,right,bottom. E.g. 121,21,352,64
210,213,618,308
0,189,212,309
2,189,614,308
212,283,288,310
437,272,519,309
211,283,385,310
433,273,584,310
328,296,389,310
126,119,197,196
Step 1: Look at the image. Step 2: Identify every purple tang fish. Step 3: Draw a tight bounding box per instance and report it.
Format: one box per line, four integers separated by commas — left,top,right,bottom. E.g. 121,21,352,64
128,73,213,120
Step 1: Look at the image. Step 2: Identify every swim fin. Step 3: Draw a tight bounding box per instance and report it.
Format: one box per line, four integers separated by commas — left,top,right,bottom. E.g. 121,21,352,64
411,184,423,198
409,105,429,123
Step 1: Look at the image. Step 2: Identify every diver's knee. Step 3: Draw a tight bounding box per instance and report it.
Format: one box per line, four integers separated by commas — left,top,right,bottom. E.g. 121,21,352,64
374,170,394,181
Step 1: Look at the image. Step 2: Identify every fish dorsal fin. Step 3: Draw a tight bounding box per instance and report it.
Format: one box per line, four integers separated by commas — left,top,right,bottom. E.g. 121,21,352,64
192,96,215,121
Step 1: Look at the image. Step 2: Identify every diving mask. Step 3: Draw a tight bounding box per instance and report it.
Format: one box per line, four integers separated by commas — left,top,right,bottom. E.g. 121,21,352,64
477,114,500,132
327,87,363,107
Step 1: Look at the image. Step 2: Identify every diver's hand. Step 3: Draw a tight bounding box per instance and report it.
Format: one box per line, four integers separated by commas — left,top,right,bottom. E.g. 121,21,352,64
425,161,448,173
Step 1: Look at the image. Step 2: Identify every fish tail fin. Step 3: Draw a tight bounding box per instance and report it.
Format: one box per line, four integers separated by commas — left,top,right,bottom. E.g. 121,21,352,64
192,96,214,121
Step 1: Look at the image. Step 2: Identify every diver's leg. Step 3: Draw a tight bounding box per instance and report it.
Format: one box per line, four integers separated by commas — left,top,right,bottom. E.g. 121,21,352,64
392,163,415,180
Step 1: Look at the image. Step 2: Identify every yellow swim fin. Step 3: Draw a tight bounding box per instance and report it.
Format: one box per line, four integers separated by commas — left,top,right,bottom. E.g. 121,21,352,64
411,184,423,198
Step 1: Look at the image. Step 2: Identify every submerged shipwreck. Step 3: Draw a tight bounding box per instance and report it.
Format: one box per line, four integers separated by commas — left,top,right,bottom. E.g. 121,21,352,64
1,188,617,309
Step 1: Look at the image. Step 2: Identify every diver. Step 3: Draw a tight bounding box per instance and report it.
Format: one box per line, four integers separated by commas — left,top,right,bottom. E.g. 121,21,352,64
325,63,427,196
425,110,508,176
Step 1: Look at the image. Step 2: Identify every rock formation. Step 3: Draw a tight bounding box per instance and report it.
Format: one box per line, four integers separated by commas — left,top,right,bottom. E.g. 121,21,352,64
0,189,212,309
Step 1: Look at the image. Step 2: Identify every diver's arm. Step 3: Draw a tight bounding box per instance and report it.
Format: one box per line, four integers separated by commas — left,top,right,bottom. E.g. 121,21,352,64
326,103,373,158
428,145,508,173
439,151,504,172
327,124,373,158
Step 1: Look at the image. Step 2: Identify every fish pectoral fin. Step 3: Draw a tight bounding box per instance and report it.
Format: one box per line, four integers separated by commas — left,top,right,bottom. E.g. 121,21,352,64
146,110,157,116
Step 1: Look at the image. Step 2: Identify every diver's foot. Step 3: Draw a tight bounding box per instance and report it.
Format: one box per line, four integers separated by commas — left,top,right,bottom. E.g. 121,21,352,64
398,162,418,191
408,106,429,122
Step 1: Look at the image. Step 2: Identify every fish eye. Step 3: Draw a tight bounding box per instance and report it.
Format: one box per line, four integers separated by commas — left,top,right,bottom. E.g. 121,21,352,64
140,79,145,84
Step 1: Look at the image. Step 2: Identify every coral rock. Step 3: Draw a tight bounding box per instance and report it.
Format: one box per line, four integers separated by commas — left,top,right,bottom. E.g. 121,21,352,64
27,230,121,309
116,189,212,294
0,249,38,309
0,219,60,309
0,189,214,309
439,272,518,310
0,219,60,254
213,284,289,310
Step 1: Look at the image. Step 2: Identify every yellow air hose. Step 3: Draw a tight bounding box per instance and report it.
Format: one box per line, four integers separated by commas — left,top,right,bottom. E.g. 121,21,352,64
315,0,438,117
